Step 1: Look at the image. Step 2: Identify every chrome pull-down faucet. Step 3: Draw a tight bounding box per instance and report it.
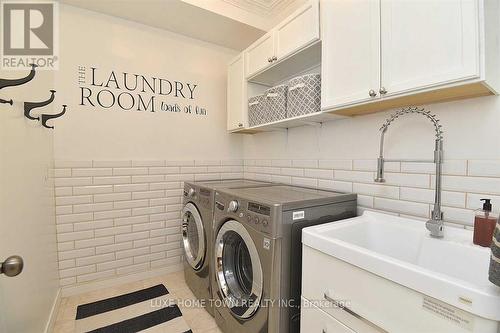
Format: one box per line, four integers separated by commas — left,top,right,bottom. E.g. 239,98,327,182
375,106,445,238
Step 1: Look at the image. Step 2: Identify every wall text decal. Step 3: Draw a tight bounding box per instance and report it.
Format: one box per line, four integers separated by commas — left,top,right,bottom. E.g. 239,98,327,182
77,66,207,116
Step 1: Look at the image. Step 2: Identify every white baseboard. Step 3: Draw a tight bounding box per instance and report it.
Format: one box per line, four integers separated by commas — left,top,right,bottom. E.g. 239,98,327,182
45,287,62,333
61,264,184,297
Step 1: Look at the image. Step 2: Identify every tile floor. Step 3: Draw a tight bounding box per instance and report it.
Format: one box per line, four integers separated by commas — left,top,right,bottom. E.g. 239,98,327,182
53,270,221,333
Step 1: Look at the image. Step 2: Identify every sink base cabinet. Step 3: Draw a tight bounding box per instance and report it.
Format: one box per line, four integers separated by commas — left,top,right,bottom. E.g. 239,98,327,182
301,245,499,333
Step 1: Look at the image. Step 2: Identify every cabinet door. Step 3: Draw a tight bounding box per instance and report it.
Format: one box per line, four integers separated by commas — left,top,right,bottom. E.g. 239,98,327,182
245,33,275,78
227,54,246,131
380,0,480,96
321,0,381,110
301,297,356,333
275,0,319,61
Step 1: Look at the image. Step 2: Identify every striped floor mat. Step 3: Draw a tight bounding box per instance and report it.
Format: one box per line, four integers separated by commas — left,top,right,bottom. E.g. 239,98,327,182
75,284,192,333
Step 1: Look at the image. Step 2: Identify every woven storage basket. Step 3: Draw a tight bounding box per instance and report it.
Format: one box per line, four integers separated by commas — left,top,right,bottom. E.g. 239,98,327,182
248,95,266,127
287,73,321,118
264,84,288,123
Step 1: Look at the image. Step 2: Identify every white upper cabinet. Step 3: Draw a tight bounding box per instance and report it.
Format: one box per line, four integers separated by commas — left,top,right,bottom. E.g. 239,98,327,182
380,0,480,96
245,33,275,79
246,0,320,78
275,0,320,60
322,0,499,115
227,54,246,131
321,0,381,109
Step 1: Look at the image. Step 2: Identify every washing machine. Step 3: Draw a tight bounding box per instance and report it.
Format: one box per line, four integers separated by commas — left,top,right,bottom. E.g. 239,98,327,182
181,179,273,316
211,185,357,332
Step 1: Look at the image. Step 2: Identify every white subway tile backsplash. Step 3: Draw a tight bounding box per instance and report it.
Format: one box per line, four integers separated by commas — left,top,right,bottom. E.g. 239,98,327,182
55,177,92,187
271,159,292,167
97,258,134,272
353,160,400,172
357,195,374,208
401,160,467,175
292,177,317,188
73,168,113,177
55,158,500,289
468,160,500,177
374,197,429,217
131,175,164,183
271,175,292,184
149,167,180,175
400,187,465,208
56,212,93,224
73,202,114,213
281,168,304,177
55,187,72,196
437,175,500,195
56,195,92,206
94,209,131,220
304,169,334,180
94,192,131,203
114,183,148,193
113,167,148,176
352,183,399,199
73,185,113,195
318,180,353,193
113,199,149,210
383,172,430,188
334,170,374,183
466,193,500,210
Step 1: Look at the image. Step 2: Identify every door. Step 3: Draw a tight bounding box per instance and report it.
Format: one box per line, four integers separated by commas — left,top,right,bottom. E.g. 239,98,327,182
182,203,206,270
275,0,320,61
321,0,381,110
227,54,247,131
214,220,263,319
245,33,275,78
380,0,480,96
0,69,59,332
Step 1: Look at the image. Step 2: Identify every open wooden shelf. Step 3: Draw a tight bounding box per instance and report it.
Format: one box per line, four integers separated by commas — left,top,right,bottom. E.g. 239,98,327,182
231,111,345,134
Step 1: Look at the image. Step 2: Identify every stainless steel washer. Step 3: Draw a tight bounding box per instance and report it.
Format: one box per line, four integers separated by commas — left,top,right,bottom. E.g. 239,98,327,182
181,179,273,316
211,185,357,332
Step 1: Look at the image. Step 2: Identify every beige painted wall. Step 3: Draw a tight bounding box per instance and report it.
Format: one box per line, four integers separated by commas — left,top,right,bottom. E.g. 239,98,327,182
54,5,242,161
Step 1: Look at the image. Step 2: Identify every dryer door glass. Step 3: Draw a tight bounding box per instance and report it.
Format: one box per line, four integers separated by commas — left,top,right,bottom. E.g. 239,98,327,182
182,203,205,270
215,220,263,319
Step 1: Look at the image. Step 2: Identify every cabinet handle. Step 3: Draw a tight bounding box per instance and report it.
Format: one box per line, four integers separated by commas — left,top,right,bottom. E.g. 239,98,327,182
369,89,377,97
379,87,387,95
238,123,243,127
272,56,278,61
267,57,272,63
323,293,388,333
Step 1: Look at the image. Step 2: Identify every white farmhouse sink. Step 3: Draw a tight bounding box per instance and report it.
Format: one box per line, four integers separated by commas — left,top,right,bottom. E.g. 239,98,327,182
302,211,500,321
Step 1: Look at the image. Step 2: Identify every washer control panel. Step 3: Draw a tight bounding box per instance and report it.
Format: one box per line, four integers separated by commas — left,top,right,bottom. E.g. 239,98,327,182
215,191,274,234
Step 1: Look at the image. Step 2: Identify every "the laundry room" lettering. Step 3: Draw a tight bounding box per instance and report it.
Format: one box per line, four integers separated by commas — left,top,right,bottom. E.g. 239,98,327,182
77,65,207,116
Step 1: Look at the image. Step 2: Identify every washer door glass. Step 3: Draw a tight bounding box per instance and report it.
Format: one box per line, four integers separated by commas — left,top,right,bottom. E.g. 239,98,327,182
182,203,205,270
215,220,263,319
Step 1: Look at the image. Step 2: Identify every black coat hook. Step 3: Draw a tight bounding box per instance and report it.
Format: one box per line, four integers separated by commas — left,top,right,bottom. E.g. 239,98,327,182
24,90,56,120
0,98,13,106
0,64,37,90
41,105,66,129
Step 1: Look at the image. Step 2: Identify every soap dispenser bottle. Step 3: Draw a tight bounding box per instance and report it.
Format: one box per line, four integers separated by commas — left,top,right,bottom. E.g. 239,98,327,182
473,199,498,247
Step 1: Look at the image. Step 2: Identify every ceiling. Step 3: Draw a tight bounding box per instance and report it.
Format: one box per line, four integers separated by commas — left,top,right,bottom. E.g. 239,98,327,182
59,0,271,51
